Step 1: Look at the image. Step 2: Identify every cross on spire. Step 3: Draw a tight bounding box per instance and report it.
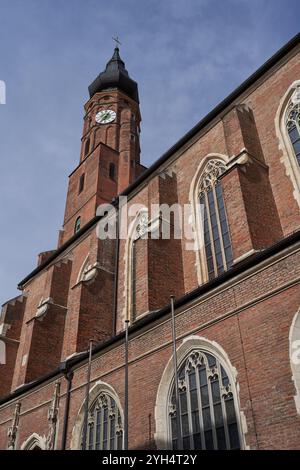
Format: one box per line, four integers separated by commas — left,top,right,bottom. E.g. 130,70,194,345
112,36,121,49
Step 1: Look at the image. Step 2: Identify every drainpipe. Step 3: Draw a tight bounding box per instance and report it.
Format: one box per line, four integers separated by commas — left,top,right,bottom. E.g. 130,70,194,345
60,362,74,450
124,319,129,450
112,196,120,336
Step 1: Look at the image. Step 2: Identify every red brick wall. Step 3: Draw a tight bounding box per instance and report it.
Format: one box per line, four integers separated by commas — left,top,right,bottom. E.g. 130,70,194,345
1,246,300,450
1,39,300,452
0,342,19,398
11,261,72,386
222,162,283,260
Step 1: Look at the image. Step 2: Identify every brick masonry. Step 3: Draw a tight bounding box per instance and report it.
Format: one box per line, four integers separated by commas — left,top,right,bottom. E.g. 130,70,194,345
0,39,300,450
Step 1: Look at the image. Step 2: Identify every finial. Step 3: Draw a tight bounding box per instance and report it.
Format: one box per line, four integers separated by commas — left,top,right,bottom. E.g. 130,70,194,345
112,35,122,50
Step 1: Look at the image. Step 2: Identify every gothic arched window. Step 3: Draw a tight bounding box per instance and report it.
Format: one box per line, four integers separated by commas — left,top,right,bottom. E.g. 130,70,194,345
169,350,241,450
129,212,148,321
21,433,45,450
85,392,123,450
74,216,81,234
199,160,233,280
286,96,300,167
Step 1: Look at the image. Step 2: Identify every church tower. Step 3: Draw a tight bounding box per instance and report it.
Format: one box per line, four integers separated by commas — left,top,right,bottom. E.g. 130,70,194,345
59,46,145,245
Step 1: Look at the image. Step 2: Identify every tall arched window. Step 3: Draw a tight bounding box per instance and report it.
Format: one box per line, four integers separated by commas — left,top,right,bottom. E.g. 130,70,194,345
74,216,81,234
199,160,233,280
128,212,148,321
84,392,123,450
169,350,241,450
286,93,300,167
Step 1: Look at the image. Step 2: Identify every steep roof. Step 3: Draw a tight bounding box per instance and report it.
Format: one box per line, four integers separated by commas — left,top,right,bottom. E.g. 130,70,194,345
88,46,139,102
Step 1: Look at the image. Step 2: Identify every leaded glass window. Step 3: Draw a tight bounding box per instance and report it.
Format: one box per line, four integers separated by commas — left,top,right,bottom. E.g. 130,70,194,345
199,160,233,280
286,100,300,167
169,350,241,450
85,393,123,450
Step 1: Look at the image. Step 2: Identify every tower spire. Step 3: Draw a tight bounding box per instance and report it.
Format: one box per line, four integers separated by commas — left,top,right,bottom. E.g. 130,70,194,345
88,43,139,103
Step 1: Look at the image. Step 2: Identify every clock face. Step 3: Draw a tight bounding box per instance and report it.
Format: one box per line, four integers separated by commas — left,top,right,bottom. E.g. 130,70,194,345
95,109,116,124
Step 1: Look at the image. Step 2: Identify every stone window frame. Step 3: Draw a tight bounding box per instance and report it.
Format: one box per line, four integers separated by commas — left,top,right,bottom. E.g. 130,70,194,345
154,335,248,450
21,432,46,450
70,381,124,450
275,79,300,208
189,154,230,286
289,308,300,415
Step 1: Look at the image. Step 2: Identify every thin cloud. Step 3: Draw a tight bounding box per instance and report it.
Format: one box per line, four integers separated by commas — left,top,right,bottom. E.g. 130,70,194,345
0,0,299,304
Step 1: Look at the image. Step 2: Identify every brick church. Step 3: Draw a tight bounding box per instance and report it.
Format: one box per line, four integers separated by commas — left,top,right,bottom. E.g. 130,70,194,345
1,33,300,451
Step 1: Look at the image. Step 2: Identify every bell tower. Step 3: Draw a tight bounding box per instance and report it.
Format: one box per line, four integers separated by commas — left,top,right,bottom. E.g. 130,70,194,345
59,46,145,246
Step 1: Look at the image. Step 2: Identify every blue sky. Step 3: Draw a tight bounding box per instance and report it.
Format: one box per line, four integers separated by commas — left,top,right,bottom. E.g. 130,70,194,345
0,0,299,305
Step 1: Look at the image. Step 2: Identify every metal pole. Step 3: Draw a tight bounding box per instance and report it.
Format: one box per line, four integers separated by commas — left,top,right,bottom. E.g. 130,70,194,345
170,295,182,450
61,370,73,450
112,197,120,337
82,339,93,450
124,319,129,450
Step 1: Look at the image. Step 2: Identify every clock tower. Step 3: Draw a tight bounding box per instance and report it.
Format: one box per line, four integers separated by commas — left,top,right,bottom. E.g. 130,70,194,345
59,46,145,246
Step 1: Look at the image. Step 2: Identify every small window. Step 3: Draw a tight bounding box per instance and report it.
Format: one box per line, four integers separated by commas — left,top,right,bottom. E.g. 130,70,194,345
84,138,90,156
109,163,116,181
79,174,85,194
130,134,135,142
74,216,81,234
